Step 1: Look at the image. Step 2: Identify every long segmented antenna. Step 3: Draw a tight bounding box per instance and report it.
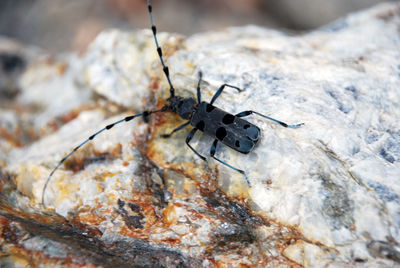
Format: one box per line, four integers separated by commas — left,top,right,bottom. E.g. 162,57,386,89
147,0,175,98
41,106,168,208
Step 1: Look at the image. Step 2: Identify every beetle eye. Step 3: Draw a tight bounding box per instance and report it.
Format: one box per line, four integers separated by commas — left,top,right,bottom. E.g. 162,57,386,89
206,104,215,112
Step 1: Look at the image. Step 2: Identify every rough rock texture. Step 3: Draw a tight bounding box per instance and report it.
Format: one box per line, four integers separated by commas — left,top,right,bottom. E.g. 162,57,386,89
1,2,400,267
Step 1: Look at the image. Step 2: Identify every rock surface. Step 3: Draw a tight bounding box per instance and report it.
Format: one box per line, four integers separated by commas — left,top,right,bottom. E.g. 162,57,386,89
1,2,400,267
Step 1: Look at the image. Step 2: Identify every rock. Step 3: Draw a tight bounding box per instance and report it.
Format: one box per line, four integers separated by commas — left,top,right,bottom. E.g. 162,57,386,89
1,2,400,267
267,0,393,29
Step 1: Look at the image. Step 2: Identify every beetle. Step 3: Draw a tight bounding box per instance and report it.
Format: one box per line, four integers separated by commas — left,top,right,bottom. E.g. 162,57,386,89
41,0,304,207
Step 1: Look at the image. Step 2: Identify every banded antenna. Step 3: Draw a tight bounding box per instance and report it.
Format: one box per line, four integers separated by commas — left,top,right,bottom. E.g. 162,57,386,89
147,0,175,98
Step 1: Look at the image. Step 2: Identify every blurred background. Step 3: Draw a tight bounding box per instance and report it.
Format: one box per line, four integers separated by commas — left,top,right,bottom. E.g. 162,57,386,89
0,0,395,53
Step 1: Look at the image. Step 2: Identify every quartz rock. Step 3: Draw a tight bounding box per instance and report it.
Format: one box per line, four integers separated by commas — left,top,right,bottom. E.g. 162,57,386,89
1,2,400,267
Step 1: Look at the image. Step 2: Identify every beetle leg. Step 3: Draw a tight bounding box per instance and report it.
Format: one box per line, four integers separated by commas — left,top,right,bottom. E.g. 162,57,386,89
236,110,304,128
210,84,242,105
161,121,190,138
185,128,207,161
210,139,250,185
197,71,202,103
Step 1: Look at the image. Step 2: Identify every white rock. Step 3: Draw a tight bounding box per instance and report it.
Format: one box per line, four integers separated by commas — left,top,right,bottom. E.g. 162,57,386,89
3,2,400,267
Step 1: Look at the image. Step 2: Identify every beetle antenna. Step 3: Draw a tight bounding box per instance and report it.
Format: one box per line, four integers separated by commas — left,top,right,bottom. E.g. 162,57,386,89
41,106,167,208
147,0,175,98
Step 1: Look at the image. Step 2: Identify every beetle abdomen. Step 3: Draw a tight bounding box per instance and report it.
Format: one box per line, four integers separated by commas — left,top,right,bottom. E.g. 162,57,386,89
190,102,260,154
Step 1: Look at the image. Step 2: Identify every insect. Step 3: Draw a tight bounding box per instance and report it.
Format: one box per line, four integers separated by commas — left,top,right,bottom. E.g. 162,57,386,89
41,0,304,207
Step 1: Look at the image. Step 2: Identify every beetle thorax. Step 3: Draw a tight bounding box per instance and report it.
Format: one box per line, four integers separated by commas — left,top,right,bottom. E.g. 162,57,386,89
169,96,197,120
